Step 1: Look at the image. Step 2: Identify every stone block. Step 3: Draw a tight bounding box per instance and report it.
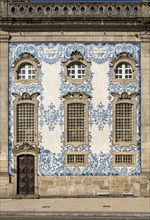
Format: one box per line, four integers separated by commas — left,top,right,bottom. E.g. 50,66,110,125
70,176,82,185
115,177,129,185
133,183,140,197
140,176,149,184
58,187,70,196
57,177,67,187
82,177,93,186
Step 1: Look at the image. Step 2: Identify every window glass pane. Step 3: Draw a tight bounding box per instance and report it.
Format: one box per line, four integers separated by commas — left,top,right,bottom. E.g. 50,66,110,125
18,63,35,80
115,63,133,79
67,62,85,79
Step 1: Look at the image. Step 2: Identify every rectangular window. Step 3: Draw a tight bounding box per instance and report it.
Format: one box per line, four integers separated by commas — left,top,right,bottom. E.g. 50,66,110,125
112,152,136,167
65,152,88,167
115,103,133,142
17,103,35,143
115,154,133,164
67,103,85,142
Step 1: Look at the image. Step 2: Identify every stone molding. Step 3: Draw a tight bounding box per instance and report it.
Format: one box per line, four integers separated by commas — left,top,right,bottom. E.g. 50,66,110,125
62,51,91,84
110,52,138,84
111,92,138,147
63,92,90,147
0,1,150,31
12,142,40,155
112,151,137,167
12,92,40,146
12,52,41,84
111,92,139,101
64,151,89,167
3,2,148,18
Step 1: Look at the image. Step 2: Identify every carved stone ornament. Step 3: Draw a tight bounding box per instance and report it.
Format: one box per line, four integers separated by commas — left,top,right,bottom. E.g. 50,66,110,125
12,52,40,68
63,92,91,100
12,143,40,154
70,51,83,61
12,92,40,101
110,52,138,67
111,92,138,101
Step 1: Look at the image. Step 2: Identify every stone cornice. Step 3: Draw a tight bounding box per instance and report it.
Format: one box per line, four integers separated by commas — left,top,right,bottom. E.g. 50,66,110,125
0,1,150,31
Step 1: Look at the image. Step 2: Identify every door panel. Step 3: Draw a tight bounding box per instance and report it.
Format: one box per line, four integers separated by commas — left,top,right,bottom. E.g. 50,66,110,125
17,155,34,195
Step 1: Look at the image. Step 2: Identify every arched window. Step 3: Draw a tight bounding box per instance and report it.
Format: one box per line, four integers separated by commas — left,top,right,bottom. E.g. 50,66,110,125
62,51,91,84
17,63,35,80
67,62,86,79
110,52,138,83
115,62,133,79
12,53,41,84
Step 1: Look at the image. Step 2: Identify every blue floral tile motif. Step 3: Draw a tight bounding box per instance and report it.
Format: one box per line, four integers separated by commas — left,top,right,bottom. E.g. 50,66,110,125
38,145,140,176
9,42,141,176
89,102,112,129
59,70,94,96
42,103,59,131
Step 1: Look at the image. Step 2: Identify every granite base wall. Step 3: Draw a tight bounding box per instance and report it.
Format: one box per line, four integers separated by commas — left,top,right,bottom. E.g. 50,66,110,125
0,174,149,198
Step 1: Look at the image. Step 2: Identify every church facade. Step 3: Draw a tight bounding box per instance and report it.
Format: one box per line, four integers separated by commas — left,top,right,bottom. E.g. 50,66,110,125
0,0,150,198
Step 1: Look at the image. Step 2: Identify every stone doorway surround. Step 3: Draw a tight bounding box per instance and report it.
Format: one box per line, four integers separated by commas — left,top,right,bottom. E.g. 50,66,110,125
12,143,40,197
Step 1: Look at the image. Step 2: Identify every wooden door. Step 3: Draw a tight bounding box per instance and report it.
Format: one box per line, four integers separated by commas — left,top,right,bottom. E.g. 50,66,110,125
17,155,34,195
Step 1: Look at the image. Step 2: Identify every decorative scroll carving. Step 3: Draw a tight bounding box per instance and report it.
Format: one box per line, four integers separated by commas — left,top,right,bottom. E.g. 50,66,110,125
12,92,40,101
110,52,138,67
13,142,40,154
12,52,40,68
70,51,83,61
62,51,91,84
63,92,91,100
111,92,138,101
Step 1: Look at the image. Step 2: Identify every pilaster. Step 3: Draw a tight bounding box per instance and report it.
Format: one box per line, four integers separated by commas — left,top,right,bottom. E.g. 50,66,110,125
0,30,9,177
140,33,150,174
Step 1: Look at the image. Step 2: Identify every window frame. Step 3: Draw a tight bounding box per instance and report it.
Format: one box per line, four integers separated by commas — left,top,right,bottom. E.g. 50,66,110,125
112,151,137,167
62,51,91,84
111,92,138,147
110,52,138,84
12,52,41,84
63,92,90,147
12,92,40,146
64,151,88,167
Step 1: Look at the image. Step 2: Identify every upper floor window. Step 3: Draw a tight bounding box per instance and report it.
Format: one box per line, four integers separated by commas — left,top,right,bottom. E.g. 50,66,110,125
111,92,138,146
17,63,35,80
67,62,86,79
63,92,91,147
12,52,41,84
12,92,40,146
62,51,91,84
110,52,138,84
115,62,133,79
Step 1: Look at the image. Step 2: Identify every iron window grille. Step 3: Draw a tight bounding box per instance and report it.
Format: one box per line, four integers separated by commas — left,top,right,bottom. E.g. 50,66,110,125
115,103,133,142
67,103,85,142
17,103,35,143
